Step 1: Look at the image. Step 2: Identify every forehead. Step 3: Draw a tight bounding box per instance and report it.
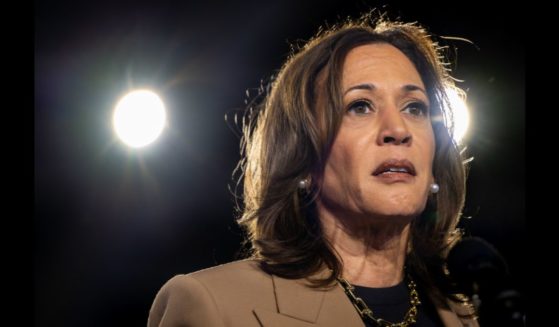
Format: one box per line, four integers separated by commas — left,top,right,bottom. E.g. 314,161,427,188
342,43,424,90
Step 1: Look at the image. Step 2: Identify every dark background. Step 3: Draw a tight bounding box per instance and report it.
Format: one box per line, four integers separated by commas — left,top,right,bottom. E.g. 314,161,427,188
35,1,524,326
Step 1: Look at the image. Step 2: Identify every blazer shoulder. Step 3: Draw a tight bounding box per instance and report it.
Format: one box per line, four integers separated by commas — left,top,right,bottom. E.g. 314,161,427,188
188,259,267,281
149,259,275,327
185,259,275,302
159,259,270,298
148,272,227,327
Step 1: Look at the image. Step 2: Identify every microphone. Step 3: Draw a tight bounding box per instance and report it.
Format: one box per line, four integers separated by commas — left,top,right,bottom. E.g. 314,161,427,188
446,237,525,326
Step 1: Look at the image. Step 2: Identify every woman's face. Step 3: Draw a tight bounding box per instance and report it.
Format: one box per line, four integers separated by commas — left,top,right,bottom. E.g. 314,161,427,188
317,43,435,221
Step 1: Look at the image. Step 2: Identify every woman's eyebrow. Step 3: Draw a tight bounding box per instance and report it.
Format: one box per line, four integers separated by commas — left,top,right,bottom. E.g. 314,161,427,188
343,83,375,96
343,83,427,96
402,84,427,97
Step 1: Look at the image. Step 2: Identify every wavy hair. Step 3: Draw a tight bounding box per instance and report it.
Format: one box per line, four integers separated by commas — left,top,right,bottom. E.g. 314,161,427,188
235,13,469,302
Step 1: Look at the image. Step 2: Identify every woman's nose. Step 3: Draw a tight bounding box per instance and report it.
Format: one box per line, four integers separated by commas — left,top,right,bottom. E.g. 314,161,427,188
376,109,412,146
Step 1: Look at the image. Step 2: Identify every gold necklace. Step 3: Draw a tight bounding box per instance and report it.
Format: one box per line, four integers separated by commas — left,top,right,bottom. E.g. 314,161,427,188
336,275,421,327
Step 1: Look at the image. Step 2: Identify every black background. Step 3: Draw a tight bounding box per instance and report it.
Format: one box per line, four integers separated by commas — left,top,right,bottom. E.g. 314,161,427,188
35,1,524,326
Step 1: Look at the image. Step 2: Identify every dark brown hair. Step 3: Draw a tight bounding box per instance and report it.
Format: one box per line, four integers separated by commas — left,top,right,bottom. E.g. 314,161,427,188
235,13,469,301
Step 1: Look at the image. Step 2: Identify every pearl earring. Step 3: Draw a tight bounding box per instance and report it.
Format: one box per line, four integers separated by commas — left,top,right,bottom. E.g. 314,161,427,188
430,183,440,194
298,179,309,190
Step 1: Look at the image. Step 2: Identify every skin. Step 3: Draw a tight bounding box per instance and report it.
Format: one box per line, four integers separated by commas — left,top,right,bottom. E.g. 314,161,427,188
316,43,436,287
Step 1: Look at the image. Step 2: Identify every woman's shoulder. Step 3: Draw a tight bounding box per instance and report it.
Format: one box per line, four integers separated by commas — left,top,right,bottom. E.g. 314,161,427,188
149,259,274,327
169,258,267,283
159,259,273,299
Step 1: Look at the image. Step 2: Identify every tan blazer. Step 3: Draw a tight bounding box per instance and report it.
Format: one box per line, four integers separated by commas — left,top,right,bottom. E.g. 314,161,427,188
148,259,479,327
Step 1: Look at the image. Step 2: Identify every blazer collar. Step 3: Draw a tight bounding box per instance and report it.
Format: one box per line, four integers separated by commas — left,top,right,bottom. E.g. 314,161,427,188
265,271,365,326
271,274,326,323
255,267,474,327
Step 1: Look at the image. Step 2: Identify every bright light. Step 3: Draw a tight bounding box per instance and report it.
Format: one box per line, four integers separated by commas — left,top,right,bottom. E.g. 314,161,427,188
113,90,167,148
444,88,470,144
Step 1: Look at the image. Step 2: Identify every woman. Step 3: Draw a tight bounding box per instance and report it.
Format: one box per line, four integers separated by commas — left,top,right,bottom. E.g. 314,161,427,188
148,14,478,327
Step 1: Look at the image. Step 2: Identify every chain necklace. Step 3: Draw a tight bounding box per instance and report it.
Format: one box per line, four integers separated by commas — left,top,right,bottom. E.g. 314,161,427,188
337,275,421,327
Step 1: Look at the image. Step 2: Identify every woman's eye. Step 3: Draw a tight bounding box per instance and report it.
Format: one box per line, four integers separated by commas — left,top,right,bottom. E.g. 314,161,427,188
347,100,372,115
403,102,428,117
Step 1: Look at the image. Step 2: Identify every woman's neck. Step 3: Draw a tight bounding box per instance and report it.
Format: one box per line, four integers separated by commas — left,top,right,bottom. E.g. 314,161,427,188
319,208,411,288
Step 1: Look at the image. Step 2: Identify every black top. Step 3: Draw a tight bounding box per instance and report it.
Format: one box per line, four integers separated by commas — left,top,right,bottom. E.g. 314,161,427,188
352,280,444,327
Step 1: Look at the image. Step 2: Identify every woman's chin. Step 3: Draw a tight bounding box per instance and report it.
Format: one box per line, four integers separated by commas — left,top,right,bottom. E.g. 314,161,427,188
363,202,425,221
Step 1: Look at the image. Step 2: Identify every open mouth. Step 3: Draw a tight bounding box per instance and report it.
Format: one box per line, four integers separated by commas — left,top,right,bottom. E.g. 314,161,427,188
372,159,416,176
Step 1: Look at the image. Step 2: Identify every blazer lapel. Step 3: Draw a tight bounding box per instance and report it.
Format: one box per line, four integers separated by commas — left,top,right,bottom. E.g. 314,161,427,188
253,268,478,327
253,307,317,327
253,272,364,327
272,274,326,323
